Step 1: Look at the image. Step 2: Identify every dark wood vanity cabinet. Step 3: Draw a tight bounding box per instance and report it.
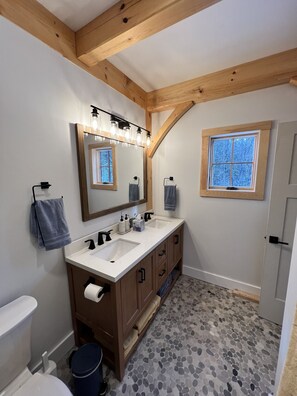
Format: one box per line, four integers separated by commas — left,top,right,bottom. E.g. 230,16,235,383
168,226,183,273
67,224,183,381
121,251,155,336
155,240,168,290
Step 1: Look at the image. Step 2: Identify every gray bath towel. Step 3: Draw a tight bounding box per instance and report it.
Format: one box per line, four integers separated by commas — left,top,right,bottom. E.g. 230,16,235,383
129,183,140,202
164,185,176,211
30,198,71,250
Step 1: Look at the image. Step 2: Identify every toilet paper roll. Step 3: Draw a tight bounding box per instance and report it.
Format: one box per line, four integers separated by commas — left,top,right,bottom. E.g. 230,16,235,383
84,283,104,303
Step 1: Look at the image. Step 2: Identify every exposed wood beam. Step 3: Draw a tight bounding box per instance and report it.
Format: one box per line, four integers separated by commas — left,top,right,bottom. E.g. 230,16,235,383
148,101,194,158
147,48,297,112
0,0,146,108
76,0,221,66
290,76,297,87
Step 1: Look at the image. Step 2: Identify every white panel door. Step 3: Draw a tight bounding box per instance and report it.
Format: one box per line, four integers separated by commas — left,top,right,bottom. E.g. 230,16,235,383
259,121,297,325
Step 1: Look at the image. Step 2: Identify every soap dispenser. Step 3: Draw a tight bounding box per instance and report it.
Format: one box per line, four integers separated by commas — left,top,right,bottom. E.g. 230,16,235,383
125,214,130,232
119,215,125,234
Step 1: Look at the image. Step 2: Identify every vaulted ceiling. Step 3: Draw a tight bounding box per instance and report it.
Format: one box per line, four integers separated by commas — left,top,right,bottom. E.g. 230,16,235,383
1,0,297,114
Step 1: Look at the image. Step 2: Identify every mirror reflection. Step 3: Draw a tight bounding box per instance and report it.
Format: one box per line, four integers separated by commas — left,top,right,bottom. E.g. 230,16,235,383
76,124,147,221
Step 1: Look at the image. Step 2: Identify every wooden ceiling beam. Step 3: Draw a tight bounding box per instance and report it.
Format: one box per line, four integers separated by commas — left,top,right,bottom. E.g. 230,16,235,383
76,0,221,66
0,0,146,108
147,48,297,112
148,101,194,158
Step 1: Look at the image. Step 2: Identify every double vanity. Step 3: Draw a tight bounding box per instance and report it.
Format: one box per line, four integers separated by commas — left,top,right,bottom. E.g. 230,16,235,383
65,216,184,380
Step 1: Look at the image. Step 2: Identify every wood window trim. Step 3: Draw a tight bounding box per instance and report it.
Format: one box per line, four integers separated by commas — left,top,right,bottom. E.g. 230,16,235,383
200,121,272,200
88,142,118,191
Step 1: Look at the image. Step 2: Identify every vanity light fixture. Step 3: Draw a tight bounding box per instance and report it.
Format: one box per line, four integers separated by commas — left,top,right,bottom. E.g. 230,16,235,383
136,127,142,145
91,107,99,131
124,124,131,141
90,105,151,146
110,115,118,136
146,132,151,147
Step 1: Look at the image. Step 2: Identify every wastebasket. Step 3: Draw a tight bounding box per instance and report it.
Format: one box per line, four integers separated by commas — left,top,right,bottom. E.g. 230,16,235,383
71,343,106,396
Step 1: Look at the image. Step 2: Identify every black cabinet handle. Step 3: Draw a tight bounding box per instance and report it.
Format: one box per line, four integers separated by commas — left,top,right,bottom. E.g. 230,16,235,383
141,268,145,281
138,269,143,283
158,249,166,257
174,235,179,245
269,235,289,246
159,269,166,277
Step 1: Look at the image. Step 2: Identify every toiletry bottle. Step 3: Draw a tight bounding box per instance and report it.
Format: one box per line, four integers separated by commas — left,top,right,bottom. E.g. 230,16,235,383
125,214,130,232
119,215,125,234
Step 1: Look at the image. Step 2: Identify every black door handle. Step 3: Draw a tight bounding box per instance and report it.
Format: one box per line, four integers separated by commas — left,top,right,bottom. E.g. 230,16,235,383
269,235,289,245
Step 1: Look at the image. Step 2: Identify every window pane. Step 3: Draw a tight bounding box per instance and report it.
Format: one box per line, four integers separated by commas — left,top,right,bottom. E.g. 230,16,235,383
101,167,113,183
233,136,255,162
232,163,253,187
212,138,232,163
211,164,231,187
100,149,110,166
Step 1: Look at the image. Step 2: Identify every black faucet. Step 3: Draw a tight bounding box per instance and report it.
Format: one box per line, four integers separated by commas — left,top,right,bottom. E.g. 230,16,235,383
85,239,95,250
144,212,154,222
98,230,112,245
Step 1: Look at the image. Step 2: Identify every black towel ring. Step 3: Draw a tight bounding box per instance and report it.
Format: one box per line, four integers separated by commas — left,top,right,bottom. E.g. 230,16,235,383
163,177,175,186
32,182,51,204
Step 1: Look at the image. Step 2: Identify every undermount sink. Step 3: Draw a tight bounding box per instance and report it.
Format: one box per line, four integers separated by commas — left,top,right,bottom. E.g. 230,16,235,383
92,239,139,262
147,219,171,229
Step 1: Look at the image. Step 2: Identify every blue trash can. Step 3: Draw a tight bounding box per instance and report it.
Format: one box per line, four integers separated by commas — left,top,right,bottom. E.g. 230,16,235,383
71,343,106,396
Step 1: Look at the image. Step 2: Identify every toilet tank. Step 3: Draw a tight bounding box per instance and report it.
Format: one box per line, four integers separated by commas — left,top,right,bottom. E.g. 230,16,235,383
0,296,37,392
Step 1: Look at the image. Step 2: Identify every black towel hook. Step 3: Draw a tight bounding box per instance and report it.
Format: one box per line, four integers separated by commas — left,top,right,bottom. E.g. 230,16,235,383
32,182,51,204
133,176,140,185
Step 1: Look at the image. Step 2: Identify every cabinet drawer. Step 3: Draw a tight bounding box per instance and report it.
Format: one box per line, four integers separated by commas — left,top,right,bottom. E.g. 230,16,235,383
155,241,168,265
156,259,167,290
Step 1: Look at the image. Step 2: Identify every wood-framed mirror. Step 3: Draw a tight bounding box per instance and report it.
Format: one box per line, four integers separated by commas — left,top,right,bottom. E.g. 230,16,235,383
76,124,147,221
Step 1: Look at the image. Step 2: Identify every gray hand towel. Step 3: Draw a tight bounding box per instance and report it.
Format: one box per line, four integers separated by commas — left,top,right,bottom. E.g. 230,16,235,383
164,185,176,211
30,198,71,250
129,183,140,202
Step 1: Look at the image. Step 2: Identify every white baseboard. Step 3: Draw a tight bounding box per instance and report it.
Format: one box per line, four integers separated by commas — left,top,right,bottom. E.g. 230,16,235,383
31,330,75,373
183,265,261,296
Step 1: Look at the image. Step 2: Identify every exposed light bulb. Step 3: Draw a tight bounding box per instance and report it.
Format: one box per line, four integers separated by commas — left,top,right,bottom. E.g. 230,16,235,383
110,120,118,136
91,107,99,131
146,132,151,147
136,128,142,145
92,117,98,131
124,126,131,141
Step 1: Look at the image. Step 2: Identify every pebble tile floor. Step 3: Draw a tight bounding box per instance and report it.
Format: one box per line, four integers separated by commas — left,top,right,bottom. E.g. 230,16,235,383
57,276,281,396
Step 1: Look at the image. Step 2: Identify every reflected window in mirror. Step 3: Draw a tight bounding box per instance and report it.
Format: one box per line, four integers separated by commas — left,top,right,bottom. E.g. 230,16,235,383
89,143,117,190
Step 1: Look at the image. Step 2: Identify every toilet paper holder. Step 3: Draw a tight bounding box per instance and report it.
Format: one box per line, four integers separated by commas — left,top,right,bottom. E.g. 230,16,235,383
84,277,110,298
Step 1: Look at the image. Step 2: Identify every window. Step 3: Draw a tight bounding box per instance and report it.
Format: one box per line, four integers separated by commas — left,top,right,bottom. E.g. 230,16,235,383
89,143,117,190
200,121,271,200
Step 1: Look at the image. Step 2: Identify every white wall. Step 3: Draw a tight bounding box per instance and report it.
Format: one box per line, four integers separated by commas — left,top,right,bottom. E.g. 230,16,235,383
275,218,297,391
152,85,297,294
0,18,145,366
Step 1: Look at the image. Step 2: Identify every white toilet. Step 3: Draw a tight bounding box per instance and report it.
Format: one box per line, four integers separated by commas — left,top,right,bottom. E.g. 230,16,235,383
0,295,72,396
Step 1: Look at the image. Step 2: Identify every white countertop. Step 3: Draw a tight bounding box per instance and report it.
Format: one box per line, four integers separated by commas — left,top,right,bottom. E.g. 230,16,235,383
64,216,184,282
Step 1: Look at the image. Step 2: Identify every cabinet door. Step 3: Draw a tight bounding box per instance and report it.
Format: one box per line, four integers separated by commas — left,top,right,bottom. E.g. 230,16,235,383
168,226,183,273
138,252,155,308
156,258,168,291
121,267,141,334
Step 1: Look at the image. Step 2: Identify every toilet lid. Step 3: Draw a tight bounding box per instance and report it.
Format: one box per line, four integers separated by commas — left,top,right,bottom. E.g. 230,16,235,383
14,373,72,396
